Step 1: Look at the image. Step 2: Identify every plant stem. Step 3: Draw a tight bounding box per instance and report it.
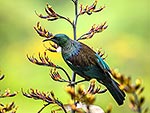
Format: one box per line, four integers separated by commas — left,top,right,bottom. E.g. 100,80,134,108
71,0,78,113
38,103,50,113
73,0,78,40
71,0,78,87
56,66,71,81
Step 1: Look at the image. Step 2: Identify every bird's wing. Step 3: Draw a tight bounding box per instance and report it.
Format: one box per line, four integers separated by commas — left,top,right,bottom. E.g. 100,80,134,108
66,42,97,67
78,42,111,74
95,53,111,73
65,42,111,73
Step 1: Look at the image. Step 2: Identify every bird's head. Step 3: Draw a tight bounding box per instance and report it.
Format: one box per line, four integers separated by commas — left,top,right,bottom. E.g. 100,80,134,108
43,34,70,47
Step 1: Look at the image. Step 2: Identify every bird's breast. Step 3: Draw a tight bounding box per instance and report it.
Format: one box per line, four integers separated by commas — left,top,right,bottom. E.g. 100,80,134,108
62,42,81,59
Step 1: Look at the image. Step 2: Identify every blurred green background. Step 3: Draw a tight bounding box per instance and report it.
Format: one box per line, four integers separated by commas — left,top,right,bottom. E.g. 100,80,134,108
0,0,149,113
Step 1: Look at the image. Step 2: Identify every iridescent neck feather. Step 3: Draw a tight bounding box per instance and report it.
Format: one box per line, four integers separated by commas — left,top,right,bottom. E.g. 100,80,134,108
62,40,81,59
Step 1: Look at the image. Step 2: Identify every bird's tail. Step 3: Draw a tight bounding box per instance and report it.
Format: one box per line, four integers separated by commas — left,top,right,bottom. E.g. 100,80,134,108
104,79,125,105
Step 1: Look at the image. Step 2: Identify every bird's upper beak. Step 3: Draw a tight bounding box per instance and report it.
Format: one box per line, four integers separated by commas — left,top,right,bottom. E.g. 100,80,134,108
43,38,52,42
43,37,58,45
43,36,54,42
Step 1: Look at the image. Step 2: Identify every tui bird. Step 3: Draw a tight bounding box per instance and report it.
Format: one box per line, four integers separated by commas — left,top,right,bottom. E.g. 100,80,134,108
44,34,125,105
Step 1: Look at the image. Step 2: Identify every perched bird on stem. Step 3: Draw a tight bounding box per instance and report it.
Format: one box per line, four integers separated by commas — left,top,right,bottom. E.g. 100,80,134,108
44,34,125,105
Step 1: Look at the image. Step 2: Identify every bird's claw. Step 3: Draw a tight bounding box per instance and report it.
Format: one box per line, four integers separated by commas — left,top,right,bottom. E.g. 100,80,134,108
68,79,87,86
67,81,77,86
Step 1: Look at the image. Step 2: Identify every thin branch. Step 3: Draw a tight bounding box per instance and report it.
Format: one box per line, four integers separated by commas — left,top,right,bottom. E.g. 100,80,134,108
57,14,73,26
71,1,78,113
69,79,87,86
56,66,71,81
74,0,79,26
71,0,75,3
55,100,68,113
38,103,50,113
50,68,68,82
71,0,79,88
72,0,78,40
77,32,90,41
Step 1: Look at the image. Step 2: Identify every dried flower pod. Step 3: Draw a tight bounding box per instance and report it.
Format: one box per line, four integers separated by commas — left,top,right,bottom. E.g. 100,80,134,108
85,93,95,104
66,86,76,98
34,22,53,39
134,79,142,90
35,4,59,21
87,79,96,94
66,79,106,106
50,68,67,82
97,48,108,60
27,52,56,67
139,96,145,106
35,3,72,25
0,102,18,113
144,107,149,113
22,89,67,113
46,4,58,17
111,69,149,113
0,89,18,98
78,22,108,41
0,74,4,80
79,0,105,15
77,85,86,96
129,95,136,106
93,6,105,13
27,52,71,82
86,79,107,94
137,87,144,95
105,104,112,113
